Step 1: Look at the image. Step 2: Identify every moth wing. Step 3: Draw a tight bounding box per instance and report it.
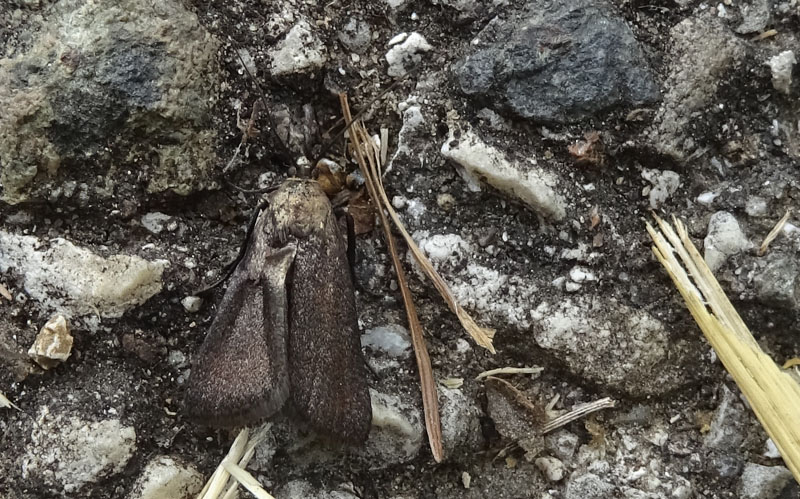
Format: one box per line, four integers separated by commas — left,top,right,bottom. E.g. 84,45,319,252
287,222,372,443
185,245,295,427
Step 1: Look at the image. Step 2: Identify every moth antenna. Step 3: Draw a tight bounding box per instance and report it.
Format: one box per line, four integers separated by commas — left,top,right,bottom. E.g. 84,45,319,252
231,40,295,167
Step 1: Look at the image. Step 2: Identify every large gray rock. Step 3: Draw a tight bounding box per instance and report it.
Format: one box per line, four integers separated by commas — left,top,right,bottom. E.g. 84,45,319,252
650,15,746,161
0,0,220,205
21,409,137,494
455,0,659,123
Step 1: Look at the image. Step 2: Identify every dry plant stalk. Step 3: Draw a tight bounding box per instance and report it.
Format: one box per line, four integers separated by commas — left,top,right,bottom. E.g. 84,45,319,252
0,391,20,411
198,425,274,499
338,97,495,353
758,210,791,256
647,214,800,484
476,366,544,380
340,94,444,462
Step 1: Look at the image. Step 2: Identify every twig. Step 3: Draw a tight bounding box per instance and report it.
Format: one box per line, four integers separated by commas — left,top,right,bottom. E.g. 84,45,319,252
476,366,544,380
758,210,791,256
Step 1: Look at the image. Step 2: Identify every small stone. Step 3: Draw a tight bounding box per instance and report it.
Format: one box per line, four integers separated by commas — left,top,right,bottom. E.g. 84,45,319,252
269,20,327,76
564,472,615,498
338,17,371,53
753,255,799,310
745,196,768,217
703,211,752,272
181,296,202,313
535,456,566,481
738,463,793,499
385,32,431,77
735,0,772,33
642,169,681,209
361,389,423,464
545,431,580,461
141,212,172,234
128,455,203,499
461,471,471,488
361,324,412,358
767,50,796,95
28,315,73,369
569,266,596,283
697,192,718,206
441,124,566,220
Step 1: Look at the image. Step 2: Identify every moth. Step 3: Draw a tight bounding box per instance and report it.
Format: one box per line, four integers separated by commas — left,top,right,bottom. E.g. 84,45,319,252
184,178,372,443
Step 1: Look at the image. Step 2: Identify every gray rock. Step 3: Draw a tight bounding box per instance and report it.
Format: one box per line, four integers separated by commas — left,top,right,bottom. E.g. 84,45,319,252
361,324,412,358
545,430,580,461
0,231,167,329
735,0,772,34
0,0,220,205
651,15,746,161
754,254,800,310
338,17,372,54
641,169,681,209
564,472,615,498
455,0,659,124
276,480,358,499
181,296,203,314
767,50,796,95
385,32,432,77
269,20,327,77
439,387,482,456
128,456,203,499
441,123,567,220
21,409,137,494
703,211,752,272
531,296,687,396
359,389,424,464
738,463,793,499
141,212,172,235
704,385,746,452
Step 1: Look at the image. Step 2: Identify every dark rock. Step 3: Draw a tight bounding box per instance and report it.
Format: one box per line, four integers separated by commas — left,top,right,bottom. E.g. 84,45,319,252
454,0,660,124
0,0,221,205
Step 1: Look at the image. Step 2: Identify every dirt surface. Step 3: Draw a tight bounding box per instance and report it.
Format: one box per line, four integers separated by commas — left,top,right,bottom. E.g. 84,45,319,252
1,0,799,497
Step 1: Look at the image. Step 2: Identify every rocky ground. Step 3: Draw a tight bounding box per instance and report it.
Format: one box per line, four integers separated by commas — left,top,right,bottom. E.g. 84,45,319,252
1,0,799,497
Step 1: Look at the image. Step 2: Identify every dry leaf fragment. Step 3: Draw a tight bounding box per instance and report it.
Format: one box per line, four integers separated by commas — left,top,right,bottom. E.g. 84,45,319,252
347,188,375,235
568,131,604,167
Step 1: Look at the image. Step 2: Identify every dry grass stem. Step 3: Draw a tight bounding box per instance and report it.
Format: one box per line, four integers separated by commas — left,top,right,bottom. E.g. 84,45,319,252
340,94,444,462
541,397,616,434
758,210,791,256
198,425,274,499
0,391,20,411
339,96,495,353
647,214,800,483
475,366,544,380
